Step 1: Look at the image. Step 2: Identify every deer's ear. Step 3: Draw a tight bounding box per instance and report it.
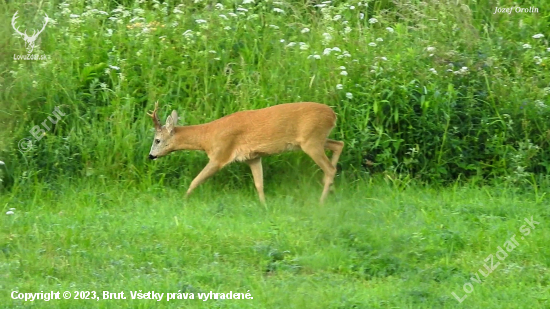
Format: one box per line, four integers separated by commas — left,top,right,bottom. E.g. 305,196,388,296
170,110,178,125
165,110,178,134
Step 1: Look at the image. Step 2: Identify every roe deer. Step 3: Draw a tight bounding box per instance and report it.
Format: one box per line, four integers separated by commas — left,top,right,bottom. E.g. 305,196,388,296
147,101,344,204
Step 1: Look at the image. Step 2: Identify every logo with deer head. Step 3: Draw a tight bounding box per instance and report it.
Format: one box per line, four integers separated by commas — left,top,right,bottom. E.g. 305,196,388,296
11,11,49,54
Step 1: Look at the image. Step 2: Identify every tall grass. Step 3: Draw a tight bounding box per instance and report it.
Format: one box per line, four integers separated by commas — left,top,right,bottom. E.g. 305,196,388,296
0,0,549,190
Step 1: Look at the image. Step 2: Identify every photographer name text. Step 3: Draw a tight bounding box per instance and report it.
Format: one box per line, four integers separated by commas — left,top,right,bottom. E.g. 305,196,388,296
493,6,538,14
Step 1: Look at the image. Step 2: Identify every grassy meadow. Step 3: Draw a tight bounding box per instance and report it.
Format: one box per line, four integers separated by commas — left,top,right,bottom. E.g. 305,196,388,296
1,0,550,308
2,178,549,308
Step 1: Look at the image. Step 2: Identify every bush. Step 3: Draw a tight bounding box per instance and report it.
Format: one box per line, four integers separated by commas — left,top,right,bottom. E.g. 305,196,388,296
1,0,549,190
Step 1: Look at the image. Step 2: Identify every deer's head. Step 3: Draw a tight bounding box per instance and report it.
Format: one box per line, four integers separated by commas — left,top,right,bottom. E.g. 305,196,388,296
12,11,49,54
148,101,179,160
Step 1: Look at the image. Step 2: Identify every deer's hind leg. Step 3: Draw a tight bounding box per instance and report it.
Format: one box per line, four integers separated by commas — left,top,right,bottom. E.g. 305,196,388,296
325,139,344,168
301,140,337,204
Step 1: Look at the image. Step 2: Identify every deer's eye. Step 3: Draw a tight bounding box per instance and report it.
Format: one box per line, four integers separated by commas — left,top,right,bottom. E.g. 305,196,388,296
155,139,160,144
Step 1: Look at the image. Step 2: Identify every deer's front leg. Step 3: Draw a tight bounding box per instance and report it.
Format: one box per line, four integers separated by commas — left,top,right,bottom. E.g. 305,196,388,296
186,160,221,197
246,157,265,204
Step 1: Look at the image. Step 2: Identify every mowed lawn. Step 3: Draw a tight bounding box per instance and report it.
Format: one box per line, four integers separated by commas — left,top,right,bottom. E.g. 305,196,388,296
1,175,549,308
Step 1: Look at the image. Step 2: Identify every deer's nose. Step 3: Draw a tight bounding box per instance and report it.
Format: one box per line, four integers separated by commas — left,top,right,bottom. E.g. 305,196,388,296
148,154,157,160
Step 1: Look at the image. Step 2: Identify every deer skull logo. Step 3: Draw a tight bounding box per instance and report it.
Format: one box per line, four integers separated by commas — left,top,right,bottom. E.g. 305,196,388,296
12,11,49,54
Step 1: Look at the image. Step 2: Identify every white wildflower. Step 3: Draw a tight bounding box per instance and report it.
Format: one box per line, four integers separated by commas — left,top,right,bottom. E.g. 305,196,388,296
368,42,377,47
426,46,436,52
535,100,547,109
237,7,248,12
129,17,144,23
301,28,310,33
224,26,231,30
346,92,353,99
532,34,544,39
243,0,254,4
322,32,332,45
453,66,469,75
429,68,437,75
269,25,279,29
340,71,348,76
350,5,355,10
336,84,343,90
380,57,387,61
109,65,120,70
273,8,285,13
219,14,228,19
339,66,346,70
286,42,296,48
534,56,542,65
215,3,224,9
228,12,238,17
195,19,207,24
523,44,532,49
386,27,394,33
332,47,341,52
70,14,80,18
323,48,332,55
368,18,378,24
333,15,342,21
344,27,352,34
308,54,321,59
359,13,364,19
183,30,194,38
6,211,14,215
376,37,383,42
299,43,309,50
0,161,4,165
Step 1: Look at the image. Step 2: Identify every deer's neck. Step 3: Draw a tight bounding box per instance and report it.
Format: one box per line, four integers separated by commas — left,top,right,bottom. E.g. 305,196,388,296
172,124,210,151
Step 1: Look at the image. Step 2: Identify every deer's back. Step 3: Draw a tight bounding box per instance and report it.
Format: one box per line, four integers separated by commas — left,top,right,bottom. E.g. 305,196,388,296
206,102,336,161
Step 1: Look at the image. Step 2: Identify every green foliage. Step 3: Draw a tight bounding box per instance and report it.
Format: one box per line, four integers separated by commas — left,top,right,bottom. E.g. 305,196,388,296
1,0,549,189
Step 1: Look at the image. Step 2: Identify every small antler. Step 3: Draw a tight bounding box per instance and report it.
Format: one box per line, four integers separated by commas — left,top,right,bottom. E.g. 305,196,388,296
147,101,161,130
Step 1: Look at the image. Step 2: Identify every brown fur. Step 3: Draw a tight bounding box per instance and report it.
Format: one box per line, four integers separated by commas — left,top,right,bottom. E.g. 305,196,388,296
148,102,344,204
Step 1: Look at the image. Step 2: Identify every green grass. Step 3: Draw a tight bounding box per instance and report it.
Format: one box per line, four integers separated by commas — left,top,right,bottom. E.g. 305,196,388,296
1,0,549,185
2,177,549,308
